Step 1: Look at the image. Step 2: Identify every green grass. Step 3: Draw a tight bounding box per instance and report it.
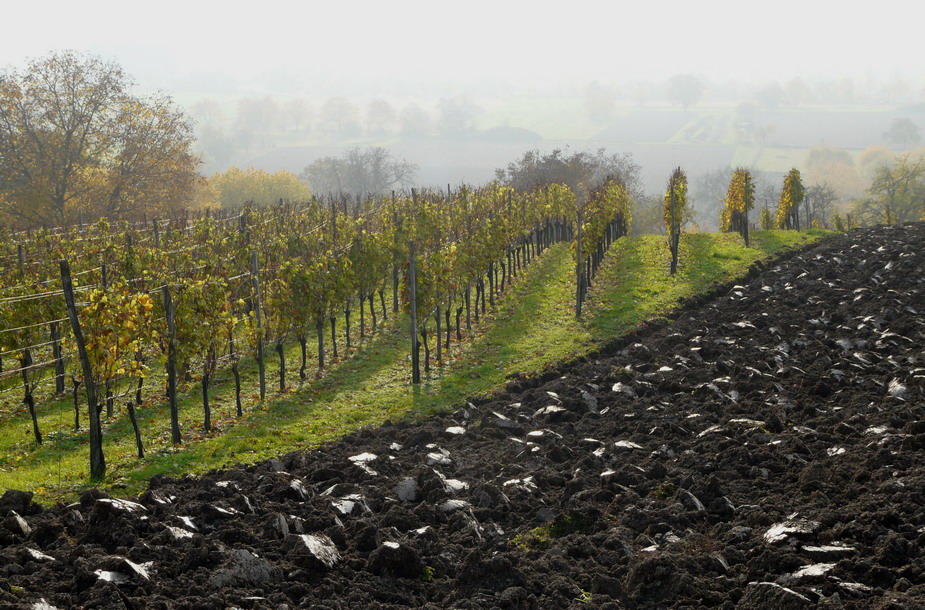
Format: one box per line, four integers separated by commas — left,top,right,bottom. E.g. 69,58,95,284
0,229,830,502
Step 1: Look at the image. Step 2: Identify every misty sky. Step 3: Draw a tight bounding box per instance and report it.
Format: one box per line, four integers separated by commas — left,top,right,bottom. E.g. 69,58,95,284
2,0,922,93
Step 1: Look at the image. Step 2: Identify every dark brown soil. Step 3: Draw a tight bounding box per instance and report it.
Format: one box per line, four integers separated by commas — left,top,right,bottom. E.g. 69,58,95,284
2,224,924,609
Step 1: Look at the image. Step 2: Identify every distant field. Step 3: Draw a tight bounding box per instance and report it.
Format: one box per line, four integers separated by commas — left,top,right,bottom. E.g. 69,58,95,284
594,108,694,142
752,147,813,173
189,93,915,194
757,108,899,149
475,97,610,141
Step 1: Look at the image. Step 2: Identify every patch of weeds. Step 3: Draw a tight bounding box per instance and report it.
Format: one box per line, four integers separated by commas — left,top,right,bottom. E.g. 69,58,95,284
653,482,677,499
574,588,593,604
421,565,435,581
513,514,595,551
611,366,636,381
513,526,553,551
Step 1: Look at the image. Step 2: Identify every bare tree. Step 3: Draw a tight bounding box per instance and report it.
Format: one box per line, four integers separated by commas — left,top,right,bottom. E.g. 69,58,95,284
690,167,734,231
399,103,431,138
189,99,225,129
436,96,480,137
284,98,312,132
667,74,704,111
301,147,417,197
319,97,360,137
805,183,838,227
236,97,281,133
883,118,921,150
496,148,642,200
366,99,397,136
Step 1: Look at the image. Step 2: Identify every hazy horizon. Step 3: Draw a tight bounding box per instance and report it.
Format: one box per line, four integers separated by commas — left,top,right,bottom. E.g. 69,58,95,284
3,1,923,96
4,0,924,228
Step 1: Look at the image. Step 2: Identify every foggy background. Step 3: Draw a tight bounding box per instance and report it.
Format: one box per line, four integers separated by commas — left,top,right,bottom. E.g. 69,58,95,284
4,0,923,228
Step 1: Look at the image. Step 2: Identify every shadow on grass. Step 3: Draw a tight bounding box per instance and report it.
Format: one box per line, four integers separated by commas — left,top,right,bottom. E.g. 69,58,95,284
411,244,576,414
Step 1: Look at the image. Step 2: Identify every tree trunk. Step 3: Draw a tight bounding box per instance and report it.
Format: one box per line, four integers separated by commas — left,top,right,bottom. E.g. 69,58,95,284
479,278,487,315
435,307,442,364
330,317,338,360
127,402,144,458
202,372,211,433
105,381,113,417
456,306,463,341
232,362,242,417
51,322,65,395
299,335,308,380
421,325,430,373
135,375,144,409
369,293,377,332
25,392,41,445
72,378,82,431
359,291,365,338
474,281,481,322
20,349,41,444
392,256,399,313
276,341,286,392
379,290,387,321
445,306,452,351
344,303,351,350
317,321,325,371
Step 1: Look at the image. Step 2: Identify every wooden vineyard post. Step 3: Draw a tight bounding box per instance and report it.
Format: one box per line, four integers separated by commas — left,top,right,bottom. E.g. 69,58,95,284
162,285,181,445
743,173,751,248
345,298,352,350
392,194,399,314
251,251,266,401
465,283,472,331
72,377,82,431
101,263,113,417
409,240,420,384
575,210,584,318
229,333,243,416
435,304,442,364
359,291,365,339
331,200,338,242
51,321,65,394
60,259,105,480
669,184,678,276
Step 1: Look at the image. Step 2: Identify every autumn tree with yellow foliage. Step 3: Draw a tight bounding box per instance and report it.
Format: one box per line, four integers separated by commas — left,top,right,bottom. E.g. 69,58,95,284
720,168,754,247
0,51,199,228
663,167,688,275
776,168,805,230
206,167,312,209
